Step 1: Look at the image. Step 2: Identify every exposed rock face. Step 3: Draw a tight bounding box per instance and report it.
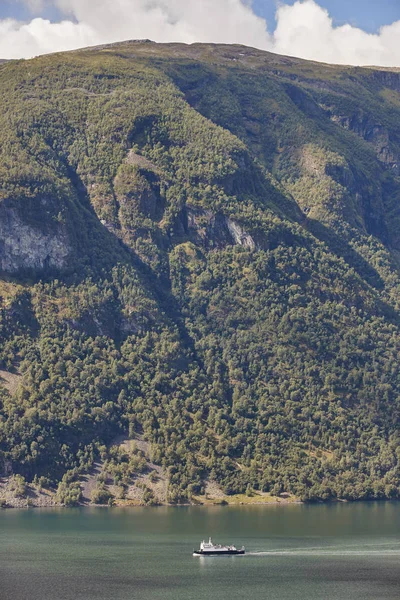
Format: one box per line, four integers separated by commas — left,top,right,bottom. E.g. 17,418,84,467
371,70,400,92
330,111,399,171
125,150,163,175
226,218,256,250
0,205,70,273
186,206,256,250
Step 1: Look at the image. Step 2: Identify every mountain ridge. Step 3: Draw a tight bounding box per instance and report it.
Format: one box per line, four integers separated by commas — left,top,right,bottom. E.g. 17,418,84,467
66,39,400,72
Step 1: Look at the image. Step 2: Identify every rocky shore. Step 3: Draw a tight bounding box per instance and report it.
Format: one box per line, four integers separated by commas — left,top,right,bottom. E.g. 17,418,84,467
0,475,299,509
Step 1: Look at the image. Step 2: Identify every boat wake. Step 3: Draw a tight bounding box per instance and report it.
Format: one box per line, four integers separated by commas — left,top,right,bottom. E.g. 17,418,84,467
247,542,400,557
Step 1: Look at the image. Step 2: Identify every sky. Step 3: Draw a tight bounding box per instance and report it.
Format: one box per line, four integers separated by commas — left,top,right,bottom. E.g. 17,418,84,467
253,0,400,34
1,0,400,66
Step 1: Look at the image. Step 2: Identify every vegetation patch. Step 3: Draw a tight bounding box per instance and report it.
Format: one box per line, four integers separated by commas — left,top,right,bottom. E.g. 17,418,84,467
1,42,400,503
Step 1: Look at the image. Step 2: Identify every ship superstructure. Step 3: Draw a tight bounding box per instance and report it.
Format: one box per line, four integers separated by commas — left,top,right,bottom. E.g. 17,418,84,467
193,538,245,556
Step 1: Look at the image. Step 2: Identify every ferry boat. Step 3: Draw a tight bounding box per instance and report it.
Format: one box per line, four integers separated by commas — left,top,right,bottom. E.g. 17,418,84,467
193,538,245,556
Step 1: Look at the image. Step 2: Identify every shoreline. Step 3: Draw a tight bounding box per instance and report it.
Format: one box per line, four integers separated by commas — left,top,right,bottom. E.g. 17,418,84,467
3,496,400,510
0,474,300,509
0,497,303,510
3,475,400,510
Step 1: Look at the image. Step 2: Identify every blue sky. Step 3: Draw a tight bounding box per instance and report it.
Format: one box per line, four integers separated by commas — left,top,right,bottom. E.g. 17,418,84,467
253,0,400,33
1,1,400,32
0,2,61,21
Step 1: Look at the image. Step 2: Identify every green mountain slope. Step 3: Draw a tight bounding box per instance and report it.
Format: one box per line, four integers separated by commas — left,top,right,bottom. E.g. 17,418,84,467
1,41,400,504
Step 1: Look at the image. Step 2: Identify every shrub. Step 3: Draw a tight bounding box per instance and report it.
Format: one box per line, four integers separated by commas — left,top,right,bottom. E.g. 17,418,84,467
91,484,114,505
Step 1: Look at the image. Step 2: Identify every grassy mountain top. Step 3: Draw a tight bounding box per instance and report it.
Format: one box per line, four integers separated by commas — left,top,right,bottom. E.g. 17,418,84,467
1,41,400,505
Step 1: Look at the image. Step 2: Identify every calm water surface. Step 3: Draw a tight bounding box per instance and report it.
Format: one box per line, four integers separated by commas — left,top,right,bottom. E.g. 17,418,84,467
0,503,399,600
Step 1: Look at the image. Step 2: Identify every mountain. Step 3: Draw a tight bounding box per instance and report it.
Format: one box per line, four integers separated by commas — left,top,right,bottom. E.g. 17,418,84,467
1,41,400,505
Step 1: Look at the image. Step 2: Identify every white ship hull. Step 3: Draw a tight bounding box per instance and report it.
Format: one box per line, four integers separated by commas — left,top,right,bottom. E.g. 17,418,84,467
193,549,245,556
193,538,245,556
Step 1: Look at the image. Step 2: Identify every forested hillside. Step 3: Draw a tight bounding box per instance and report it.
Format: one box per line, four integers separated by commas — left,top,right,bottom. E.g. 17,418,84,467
1,41,400,504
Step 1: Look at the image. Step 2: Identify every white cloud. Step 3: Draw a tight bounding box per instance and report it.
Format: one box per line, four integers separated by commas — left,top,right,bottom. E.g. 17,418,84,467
273,0,400,66
0,18,94,58
1,0,400,67
0,0,271,59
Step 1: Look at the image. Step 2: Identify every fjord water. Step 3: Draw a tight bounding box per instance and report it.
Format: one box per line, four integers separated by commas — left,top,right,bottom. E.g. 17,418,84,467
1,503,399,600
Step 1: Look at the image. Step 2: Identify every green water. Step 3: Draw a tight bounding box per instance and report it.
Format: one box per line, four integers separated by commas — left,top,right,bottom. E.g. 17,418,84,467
0,503,399,599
